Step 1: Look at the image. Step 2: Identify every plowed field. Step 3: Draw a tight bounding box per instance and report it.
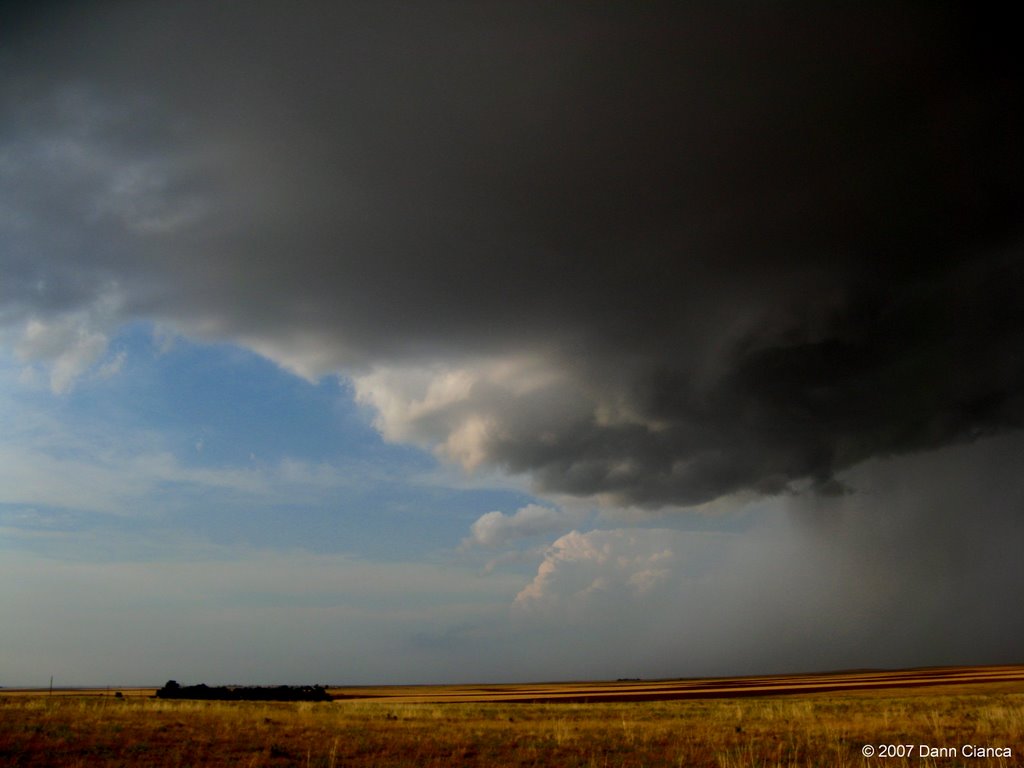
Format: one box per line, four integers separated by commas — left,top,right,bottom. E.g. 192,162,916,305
328,664,1024,703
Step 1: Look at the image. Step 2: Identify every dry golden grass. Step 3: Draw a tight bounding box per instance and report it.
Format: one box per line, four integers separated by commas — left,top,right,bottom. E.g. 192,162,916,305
3,666,1024,767
327,664,1024,703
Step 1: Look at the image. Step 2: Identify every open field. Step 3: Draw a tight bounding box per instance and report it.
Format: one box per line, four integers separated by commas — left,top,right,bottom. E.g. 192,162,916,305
3,665,1024,767
326,664,1024,703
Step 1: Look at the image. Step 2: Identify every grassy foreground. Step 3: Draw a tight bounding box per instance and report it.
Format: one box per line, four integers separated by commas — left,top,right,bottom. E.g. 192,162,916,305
2,690,1024,767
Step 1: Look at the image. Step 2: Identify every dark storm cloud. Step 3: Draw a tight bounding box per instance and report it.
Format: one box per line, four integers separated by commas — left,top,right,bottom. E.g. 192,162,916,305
2,2,1022,506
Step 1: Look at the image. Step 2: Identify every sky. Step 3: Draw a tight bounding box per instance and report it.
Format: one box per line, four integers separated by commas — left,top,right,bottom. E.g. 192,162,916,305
1,2,1023,687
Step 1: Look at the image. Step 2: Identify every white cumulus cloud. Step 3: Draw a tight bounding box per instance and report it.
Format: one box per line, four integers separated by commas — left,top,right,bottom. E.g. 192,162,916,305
514,528,689,610
463,503,579,549
353,355,584,471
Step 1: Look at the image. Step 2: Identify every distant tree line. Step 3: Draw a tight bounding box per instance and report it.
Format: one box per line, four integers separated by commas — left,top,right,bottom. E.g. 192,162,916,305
156,680,332,702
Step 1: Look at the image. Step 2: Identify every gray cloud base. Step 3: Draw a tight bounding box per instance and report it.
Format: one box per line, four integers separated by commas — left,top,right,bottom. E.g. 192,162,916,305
2,2,1023,506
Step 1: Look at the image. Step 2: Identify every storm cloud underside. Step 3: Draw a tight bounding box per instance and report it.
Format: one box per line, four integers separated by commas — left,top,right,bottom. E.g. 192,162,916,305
3,2,1023,508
